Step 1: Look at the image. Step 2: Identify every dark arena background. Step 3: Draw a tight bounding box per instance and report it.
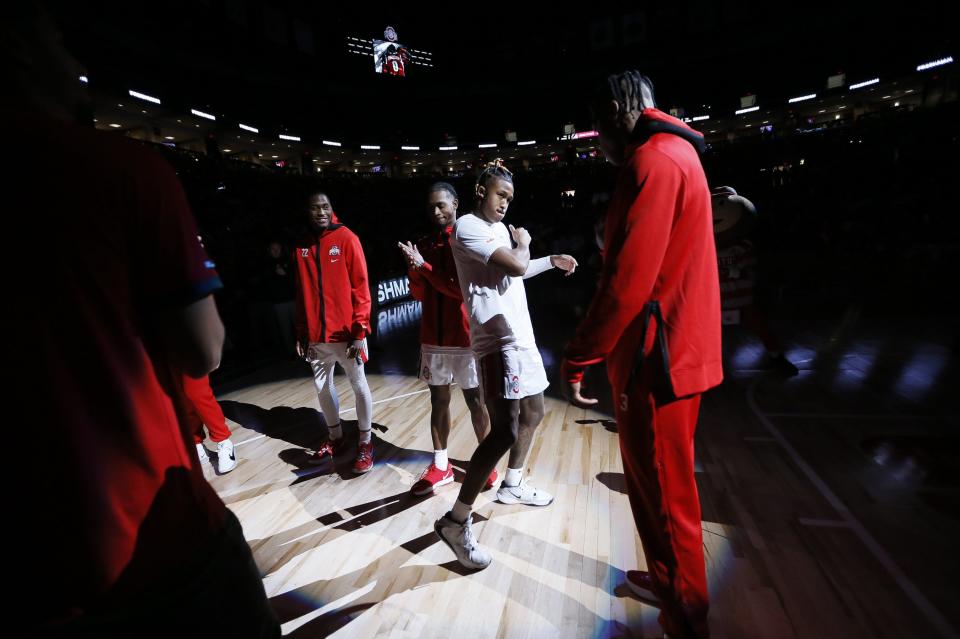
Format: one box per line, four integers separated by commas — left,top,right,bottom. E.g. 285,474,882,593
11,2,959,638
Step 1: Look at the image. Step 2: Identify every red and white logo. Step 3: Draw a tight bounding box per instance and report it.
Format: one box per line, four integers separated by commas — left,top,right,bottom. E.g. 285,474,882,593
511,375,520,394
329,245,341,257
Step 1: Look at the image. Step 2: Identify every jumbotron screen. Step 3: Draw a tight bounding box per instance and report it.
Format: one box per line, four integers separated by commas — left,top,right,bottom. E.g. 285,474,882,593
373,27,409,77
345,26,433,77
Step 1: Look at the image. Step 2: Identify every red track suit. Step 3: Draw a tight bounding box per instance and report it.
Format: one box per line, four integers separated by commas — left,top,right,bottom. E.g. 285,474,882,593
407,225,471,348
13,110,277,633
293,217,372,348
562,109,723,638
182,374,232,444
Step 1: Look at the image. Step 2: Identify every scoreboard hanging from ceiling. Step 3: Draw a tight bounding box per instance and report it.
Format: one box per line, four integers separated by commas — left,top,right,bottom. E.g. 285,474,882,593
373,25,408,76
345,26,434,77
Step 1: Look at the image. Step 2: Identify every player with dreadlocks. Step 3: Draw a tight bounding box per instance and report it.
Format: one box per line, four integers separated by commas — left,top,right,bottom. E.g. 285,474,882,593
561,70,721,639
433,159,579,569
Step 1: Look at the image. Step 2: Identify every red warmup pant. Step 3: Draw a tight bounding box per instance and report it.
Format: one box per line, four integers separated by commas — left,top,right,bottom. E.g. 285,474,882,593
616,376,709,639
182,374,232,444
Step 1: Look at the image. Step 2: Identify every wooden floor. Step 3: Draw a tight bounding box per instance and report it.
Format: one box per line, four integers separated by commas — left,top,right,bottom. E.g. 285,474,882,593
205,345,958,638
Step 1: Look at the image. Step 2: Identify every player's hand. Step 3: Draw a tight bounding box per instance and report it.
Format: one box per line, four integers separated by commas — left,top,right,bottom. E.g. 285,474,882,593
563,380,599,408
509,224,531,248
346,339,365,362
550,254,578,276
397,241,424,269
296,340,307,359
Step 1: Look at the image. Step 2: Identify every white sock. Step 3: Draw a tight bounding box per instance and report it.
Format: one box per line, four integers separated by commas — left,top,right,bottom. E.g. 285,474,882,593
451,499,472,524
328,423,343,441
504,467,523,487
434,449,449,470
358,428,372,444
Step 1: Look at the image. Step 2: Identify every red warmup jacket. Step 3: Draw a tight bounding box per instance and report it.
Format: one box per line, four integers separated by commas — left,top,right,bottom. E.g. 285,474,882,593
408,225,471,348
563,108,723,399
293,214,371,344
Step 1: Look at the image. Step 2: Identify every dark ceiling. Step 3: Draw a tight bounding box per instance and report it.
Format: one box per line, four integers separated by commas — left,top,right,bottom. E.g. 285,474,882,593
56,1,957,146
